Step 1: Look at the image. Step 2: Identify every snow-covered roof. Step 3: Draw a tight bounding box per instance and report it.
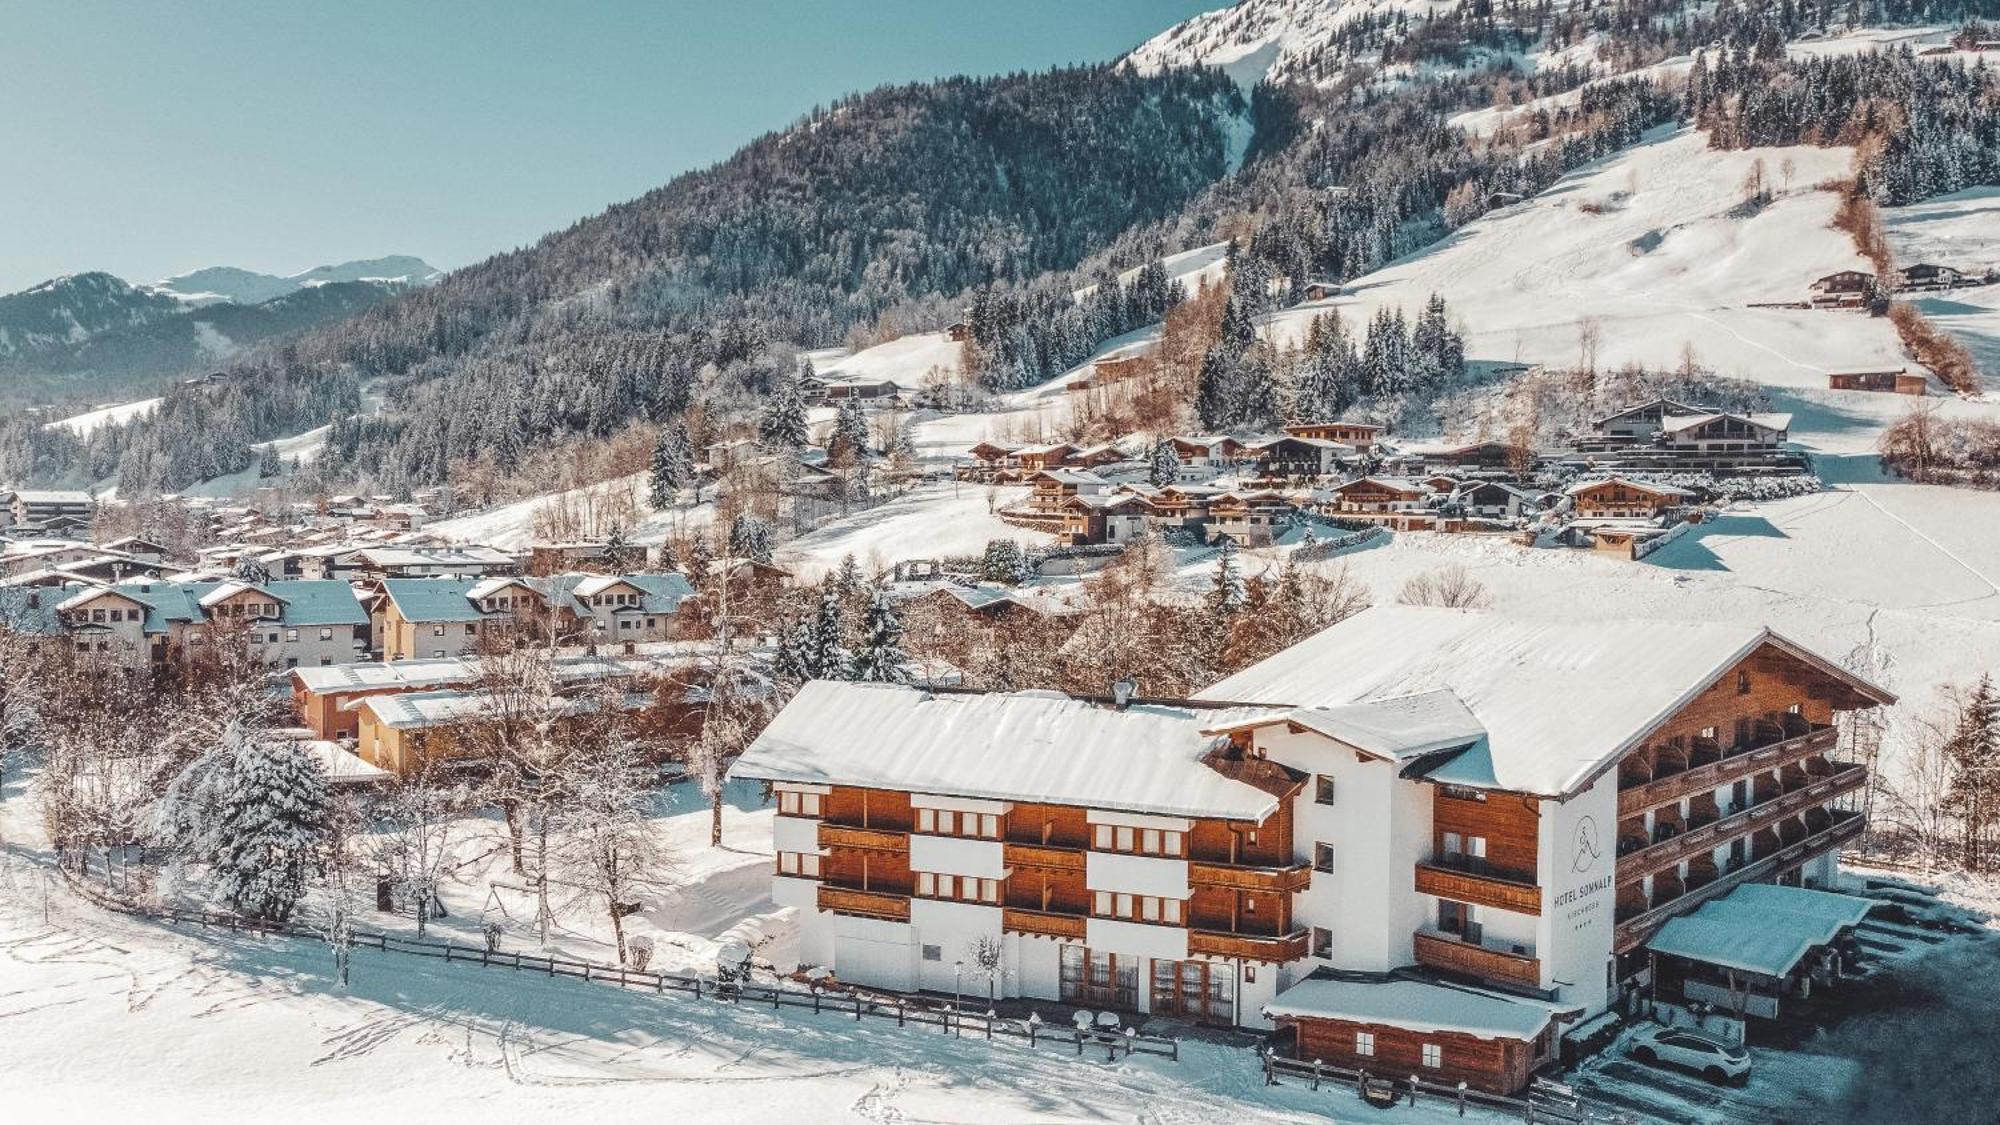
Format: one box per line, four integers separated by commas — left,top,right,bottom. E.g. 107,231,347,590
1646,885,1874,978
1660,411,1792,434
729,682,1287,821
1562,476,1697,498
1590,398,1703,425
1264,978,1554,1040
1203,689,1487,766
1330,476,1429,494
1033,469,1109,486
1197,607,1892,797
196,581,277,608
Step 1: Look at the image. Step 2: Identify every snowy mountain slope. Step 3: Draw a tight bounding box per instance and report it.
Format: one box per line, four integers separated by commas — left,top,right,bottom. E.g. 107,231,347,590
44,396,162,436
1252,126,1938,449
0,272,184,359
1126,0,1460,87
1885,188,2000,390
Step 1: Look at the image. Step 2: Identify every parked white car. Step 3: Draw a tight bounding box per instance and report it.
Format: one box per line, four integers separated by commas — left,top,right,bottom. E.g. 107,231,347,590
1626,1024,1751,1085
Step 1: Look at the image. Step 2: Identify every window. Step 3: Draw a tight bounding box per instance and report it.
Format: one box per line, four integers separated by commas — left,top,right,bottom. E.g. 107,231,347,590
432,624,446,637
286,628,299,642
1312,927,1332,958
1315,775,1336,804
922,944,942,962
916,872,998,904
777,791,823,817
1737,669,1751,695
1092,892,1181,924
1355,1032,1375,1057
1090,823,1184,856
1421,1043,1442,1069
915,807,1001,838
776,852,821,877
432,649,445,658
320,627,333,641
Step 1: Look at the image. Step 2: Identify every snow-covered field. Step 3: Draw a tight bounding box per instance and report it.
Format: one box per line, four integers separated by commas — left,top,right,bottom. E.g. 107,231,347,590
776,481,1044,580
1884,187,2000,389
1267,127,1900,392
0,767,1450,1125
44,396,160,436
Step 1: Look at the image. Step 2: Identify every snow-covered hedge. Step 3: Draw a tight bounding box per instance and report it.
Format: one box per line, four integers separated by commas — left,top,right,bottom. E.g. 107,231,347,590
1293,525,1387,561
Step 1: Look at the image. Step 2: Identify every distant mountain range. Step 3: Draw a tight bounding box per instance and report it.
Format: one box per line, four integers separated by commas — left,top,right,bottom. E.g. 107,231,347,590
0,256,439,405
154,255,442,307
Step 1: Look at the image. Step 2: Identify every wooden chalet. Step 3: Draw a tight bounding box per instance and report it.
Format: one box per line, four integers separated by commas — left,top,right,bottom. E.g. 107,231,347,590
1808,270,1872,309
1590,399,1705,443
1564,477,1695,519
1205,491,1292,547
1324,476,1432,518
1284,421,1382,448
1061,492,1154,545
1014,443,1076,472
1897,264,1963,292
1027,469,1110,513
1242,435,1346,480
1827,368,1926,395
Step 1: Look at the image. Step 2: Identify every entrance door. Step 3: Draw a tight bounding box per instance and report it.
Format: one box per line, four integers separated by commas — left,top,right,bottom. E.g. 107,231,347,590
1061,945,1137,1010
1150,959,1236,1025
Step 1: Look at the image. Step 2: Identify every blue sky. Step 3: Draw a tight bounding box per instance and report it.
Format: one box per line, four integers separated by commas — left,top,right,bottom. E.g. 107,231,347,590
0,1,1217,293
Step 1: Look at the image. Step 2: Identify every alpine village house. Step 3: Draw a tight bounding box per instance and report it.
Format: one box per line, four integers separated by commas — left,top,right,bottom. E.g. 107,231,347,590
730,606,1890,1095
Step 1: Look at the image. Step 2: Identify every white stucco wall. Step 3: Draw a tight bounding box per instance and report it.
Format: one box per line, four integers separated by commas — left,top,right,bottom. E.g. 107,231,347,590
1537,770,1618,1014
1262,725,1431,972
1085,851,1190,899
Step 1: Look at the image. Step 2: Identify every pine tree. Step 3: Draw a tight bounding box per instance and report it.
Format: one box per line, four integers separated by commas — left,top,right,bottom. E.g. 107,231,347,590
850,586,910,683
834,553,865,594
603,525,636,572
151,726,330,923
1945,675,2000,871
829,398,870,465
759,366,811,449
1196,347,1239,431
799,585,852,680
1148,439,1181,487
981,538,1027,585
649,420,695,509
727,512,775,563
1204,538,1244,622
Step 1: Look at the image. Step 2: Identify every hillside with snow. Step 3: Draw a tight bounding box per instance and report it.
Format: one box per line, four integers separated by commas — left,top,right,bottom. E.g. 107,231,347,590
1126,0,1460,86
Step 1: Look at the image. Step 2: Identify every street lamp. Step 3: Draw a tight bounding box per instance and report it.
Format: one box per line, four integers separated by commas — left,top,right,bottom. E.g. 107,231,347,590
953,960,964,1037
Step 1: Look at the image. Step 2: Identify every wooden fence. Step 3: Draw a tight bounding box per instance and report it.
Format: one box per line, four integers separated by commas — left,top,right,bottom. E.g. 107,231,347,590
62,876,1178,1065
1262,1052,1596,1124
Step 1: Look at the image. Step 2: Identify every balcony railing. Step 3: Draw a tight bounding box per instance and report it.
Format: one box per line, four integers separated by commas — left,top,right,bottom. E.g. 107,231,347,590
1413,860,1543,916
818,884,911,922
1412,929,1542,989
1188,928,1310,963
1188,858,1313,895
818,822,909,851
1618,725,1836,818
1002,841,1085,872
1612,808,1864,953
1617,763,1865,885
1001,907,1086,940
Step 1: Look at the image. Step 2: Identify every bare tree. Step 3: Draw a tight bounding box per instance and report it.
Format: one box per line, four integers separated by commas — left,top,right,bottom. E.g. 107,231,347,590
1397,565,1493,610
550,718,673,966
369,765,472,938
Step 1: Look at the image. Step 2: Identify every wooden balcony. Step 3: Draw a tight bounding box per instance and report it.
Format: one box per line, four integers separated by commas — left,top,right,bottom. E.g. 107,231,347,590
1617,763,1865,885
1001,907,1086,940
1188,927,1310,963
1002,841,1085,872
1618,725,1836,818
1413,929,1542,989
1188,858,1313,895
818,822,909,851
818,884,911,922
1413,861,1543,916
1613,808,1864,953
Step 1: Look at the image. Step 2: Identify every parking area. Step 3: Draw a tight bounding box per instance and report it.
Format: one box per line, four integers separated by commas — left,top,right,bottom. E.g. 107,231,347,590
1566,873,1997,1124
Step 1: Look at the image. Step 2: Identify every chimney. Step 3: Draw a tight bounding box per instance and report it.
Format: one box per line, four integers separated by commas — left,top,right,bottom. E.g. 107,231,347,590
1110,676,1137,710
